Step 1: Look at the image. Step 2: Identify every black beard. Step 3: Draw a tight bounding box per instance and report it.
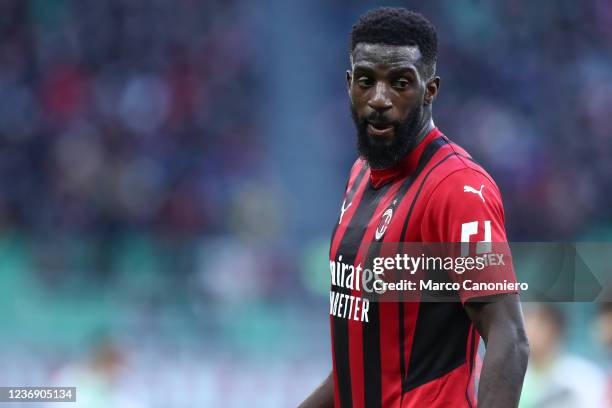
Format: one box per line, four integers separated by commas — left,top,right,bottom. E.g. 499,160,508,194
351,104,423,169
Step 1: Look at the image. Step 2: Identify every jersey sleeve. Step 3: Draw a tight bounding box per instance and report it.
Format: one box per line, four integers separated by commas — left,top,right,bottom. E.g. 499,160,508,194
421,168,518,302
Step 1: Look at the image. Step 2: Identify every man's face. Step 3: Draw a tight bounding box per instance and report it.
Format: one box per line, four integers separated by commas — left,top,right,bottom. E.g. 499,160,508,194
348,43,434,169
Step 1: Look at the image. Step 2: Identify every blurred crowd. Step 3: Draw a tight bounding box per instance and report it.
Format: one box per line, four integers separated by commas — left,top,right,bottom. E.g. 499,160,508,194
0,0,612,406
0,0,266,238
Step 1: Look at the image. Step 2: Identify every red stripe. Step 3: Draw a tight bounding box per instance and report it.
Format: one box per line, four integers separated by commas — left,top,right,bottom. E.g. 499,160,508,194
379,301,401,405
401,301,420,399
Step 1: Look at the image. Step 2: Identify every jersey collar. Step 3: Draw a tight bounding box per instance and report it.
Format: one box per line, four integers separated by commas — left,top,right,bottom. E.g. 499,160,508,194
369,127,442,189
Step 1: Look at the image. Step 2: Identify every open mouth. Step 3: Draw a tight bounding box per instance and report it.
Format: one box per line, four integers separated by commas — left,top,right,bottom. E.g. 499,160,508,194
367,122,394,137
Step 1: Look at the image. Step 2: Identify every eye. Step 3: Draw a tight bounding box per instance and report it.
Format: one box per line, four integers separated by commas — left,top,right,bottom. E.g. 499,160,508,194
356,76,374,88
392,78,411,89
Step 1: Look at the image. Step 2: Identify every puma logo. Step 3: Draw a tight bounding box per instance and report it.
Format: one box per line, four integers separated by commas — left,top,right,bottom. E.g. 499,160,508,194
339,199,352,224
463,184,485,203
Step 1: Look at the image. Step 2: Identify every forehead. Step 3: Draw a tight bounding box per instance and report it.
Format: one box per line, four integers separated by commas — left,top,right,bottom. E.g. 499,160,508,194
351,43,422,68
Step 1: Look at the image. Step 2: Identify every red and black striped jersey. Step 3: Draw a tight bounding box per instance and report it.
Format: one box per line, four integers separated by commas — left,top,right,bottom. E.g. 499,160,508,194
328,127,517,408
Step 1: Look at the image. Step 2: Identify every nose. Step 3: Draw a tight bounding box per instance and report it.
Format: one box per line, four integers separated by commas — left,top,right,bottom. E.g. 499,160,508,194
367,82,392,113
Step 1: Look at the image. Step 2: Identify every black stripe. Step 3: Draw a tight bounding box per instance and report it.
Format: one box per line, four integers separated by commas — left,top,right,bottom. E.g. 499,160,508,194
404,301,471,391
348,164,369,203
398,302,405,398
352,185,388,408
457,152,481,167
414,138,450,180
360,137,448,408
442,138,479,166
461,154,479,166
329,163,366,408
330,163,368,249
399,149,454,241
397,137,448,393
333,169,390,408
400,148,473,392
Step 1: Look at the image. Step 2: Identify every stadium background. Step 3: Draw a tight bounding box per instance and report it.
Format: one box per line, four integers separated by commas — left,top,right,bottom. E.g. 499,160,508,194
0,0,611,406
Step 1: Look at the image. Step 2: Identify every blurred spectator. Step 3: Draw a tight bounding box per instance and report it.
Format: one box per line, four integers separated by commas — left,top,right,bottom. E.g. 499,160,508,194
53,339,131,408
521,304,607,407
595,302,612,406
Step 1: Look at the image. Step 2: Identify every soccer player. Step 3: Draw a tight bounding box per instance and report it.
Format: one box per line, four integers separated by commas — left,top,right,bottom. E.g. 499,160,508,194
299,8,529,408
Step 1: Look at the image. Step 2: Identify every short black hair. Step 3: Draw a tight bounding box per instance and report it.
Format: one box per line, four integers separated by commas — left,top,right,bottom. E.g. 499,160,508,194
350,7,438,78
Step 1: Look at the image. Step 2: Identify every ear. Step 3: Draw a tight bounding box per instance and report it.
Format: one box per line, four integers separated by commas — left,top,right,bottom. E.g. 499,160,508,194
424,76,440,106
346,69,352,96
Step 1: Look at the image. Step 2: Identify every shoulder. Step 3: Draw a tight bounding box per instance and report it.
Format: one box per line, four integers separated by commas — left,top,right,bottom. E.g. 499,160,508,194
425,137,503,205
418,136,509,241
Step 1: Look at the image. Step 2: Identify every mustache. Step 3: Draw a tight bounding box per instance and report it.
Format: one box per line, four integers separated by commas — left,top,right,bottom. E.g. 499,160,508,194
358,111,397,128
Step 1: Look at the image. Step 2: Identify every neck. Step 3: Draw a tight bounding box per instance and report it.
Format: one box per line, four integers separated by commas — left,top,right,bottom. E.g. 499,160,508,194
413,112,435,147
